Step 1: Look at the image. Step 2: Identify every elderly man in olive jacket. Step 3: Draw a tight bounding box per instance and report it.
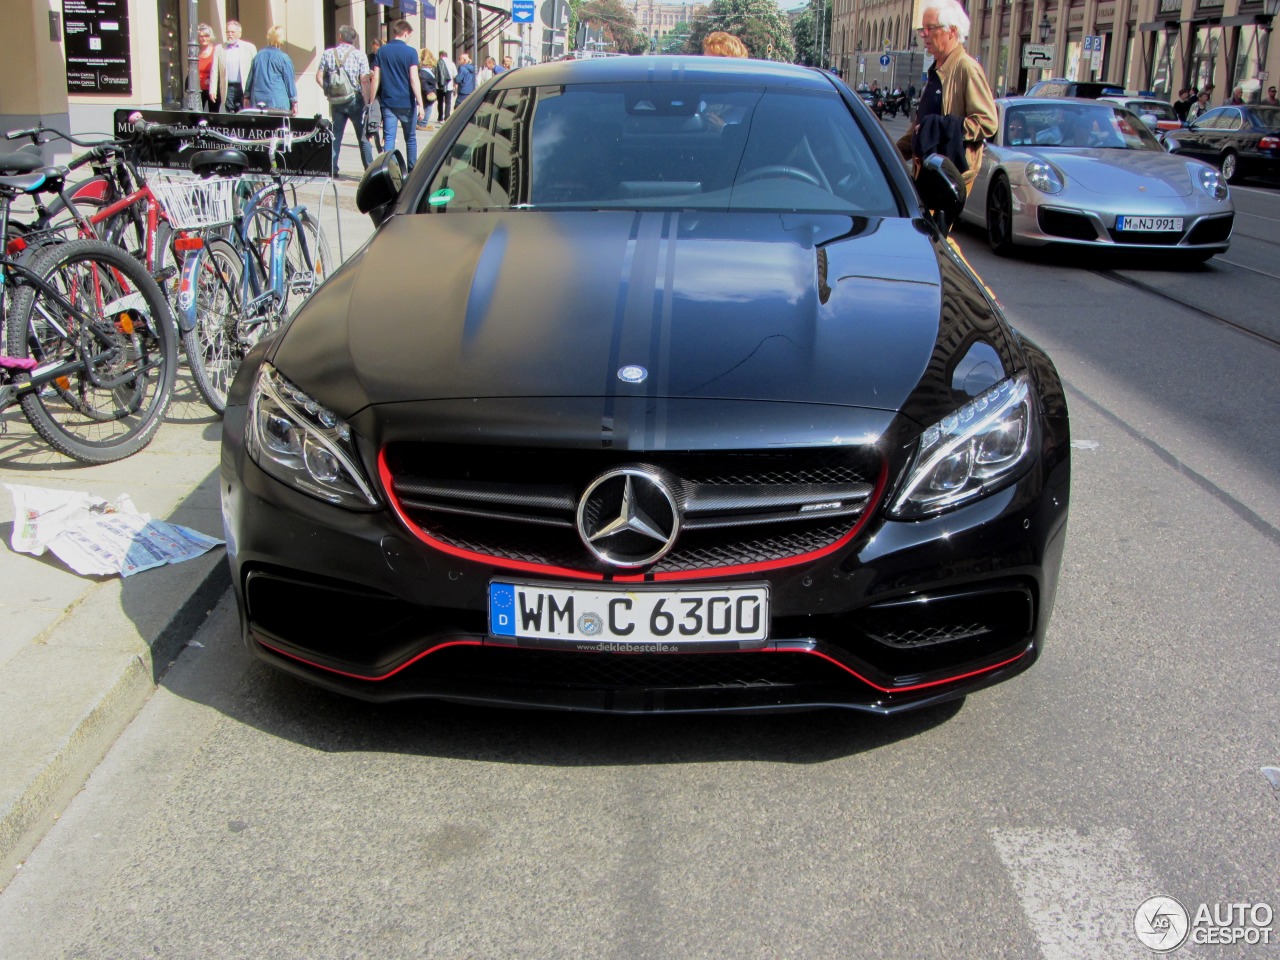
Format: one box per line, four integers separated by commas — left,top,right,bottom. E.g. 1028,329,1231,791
898,0,998,194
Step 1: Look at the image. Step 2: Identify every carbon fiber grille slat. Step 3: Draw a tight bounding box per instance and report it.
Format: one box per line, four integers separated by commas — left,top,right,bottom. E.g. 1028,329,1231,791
386,444,882,573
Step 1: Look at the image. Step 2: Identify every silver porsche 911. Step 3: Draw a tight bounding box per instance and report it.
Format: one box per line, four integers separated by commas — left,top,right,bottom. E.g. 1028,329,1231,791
962,97,1234,261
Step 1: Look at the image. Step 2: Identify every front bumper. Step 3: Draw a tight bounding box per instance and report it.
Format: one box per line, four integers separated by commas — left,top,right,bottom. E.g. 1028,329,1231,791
1011,187,1233,251
221,406,1070,715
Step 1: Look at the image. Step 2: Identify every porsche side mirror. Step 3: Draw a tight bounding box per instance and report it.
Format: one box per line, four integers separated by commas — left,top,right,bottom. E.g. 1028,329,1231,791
1162,137,1180,153
356,149,405,226
917,153,967,235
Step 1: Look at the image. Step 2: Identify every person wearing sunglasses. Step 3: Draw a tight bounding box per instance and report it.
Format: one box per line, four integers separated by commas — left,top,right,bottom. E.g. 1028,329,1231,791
896,0,997,194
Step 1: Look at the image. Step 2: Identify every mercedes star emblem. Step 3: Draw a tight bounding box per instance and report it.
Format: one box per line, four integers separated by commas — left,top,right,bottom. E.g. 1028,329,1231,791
577,467,680,567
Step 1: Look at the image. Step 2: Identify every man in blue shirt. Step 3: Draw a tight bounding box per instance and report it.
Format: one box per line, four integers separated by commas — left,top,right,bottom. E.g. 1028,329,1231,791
455,53,477,100
371,20,425,168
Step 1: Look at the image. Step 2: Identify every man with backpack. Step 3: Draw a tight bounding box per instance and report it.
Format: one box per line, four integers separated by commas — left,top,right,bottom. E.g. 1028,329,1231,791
315,25,373,178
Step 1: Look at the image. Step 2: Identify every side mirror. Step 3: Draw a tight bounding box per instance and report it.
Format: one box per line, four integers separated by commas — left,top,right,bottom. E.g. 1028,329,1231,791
356,149,405,225
1162,137,1179,153
917,153,966,235
1140,112,1159,130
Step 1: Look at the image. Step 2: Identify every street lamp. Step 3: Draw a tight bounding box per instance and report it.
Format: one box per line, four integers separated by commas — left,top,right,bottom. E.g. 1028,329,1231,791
908,32,918,92
183,0,201,111
1038,13,1053,80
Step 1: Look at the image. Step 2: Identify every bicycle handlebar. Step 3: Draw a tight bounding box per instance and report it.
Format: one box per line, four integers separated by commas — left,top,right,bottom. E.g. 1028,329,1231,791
4,123,118,151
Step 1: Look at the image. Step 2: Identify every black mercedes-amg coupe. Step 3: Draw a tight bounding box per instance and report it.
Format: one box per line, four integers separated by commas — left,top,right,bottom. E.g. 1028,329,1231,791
220,55,1071,714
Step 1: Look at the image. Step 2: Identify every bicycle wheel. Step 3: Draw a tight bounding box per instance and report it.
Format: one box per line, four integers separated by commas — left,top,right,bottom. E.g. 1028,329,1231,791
7,238,177,463
180,237,244,414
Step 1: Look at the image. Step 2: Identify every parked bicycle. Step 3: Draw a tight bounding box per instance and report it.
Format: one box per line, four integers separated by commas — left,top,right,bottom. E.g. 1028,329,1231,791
134,114,334,413
0,158,175,462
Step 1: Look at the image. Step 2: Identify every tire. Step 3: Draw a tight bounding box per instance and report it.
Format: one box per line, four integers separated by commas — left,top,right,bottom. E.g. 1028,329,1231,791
986,176,1016,255
180,238,244,415
7,239,177,463
1219,150,1240,183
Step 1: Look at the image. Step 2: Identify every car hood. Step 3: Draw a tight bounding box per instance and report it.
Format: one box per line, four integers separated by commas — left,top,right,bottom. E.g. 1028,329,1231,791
1035,149,1195,197
274,211,1013,423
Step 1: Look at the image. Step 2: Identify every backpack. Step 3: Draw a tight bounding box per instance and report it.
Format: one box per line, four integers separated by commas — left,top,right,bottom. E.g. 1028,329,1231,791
323,48,356,103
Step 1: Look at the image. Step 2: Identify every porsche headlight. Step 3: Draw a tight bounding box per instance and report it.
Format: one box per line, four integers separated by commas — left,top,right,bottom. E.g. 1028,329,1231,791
246,364,379,509
1192,163,1228,201
889,374,1036,519
1025,160,1065,195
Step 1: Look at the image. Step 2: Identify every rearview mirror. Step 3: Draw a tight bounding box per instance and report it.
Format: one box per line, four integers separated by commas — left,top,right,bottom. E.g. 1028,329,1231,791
916,153,967,235
356,150,405,226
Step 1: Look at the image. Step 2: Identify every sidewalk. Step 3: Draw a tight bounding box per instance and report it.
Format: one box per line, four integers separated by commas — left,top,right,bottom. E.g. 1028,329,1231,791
0,123,397,885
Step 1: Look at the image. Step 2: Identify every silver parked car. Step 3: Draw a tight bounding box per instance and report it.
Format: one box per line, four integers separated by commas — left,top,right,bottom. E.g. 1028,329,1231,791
962,97,1234,262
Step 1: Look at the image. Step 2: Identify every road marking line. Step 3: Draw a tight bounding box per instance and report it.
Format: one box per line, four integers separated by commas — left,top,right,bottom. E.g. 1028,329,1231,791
990,827,1159,960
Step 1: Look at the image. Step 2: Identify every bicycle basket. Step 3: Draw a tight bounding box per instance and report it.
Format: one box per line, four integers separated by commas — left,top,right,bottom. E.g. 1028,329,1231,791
149,177,239,229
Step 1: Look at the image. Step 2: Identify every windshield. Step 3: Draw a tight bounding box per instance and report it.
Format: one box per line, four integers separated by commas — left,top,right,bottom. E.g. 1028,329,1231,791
1004,103,1163,150
1252,106,1280,128
417,81,900,216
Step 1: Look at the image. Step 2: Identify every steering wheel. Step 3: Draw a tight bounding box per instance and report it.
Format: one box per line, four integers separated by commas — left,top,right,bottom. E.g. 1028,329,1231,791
739,164,823,188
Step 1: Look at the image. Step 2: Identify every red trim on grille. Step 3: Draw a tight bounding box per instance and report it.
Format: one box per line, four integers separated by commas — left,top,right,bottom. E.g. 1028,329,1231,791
255,636,483,681
768,647,1027,694
377,447,888,583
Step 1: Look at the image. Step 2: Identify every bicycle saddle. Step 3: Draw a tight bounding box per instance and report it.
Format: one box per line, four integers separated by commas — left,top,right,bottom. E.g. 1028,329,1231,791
189,148,250,177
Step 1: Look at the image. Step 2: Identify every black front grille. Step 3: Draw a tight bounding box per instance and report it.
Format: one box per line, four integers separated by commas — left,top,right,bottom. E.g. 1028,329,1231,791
385,444,884,575
420,646,840,690
1039,208,1099,241
1185,215,1233,245
1107,228,1184,246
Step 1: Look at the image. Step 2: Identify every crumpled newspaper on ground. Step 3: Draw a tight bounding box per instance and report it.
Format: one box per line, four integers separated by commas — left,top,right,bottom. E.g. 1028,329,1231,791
6,483,223,578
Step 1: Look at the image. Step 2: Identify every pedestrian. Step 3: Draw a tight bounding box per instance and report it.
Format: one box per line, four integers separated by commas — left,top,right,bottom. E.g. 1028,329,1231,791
244,25,298,114
1173,87,1194,123
455,52,477,100
1188,89,1211,122
1267,86,1279,106
316,24,373,178
1229,86,1246,106
702,31,748,58
210,19,256,113
418,49,440,129
479,56,497,85
193,23,217,111
435,51,457,121
896,0,998,195
498,55,514,74
371,20,425,168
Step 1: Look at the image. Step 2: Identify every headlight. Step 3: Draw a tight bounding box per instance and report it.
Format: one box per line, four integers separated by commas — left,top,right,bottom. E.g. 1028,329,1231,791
1191,163,1228,201
889,374,1036,519
1025,160,1065,194
246,364,379,509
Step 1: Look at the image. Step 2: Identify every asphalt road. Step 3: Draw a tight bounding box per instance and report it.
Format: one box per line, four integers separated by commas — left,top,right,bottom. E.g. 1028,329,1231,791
0,119,1276,960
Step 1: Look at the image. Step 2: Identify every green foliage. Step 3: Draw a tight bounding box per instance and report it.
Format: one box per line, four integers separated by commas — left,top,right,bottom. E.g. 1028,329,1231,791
685,0,794,61
660,22,694,54
577,0,649,54
791,0,831,67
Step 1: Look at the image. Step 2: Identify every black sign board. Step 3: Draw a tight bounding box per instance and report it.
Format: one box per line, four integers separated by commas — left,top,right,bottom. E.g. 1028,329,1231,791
64,0,132,94
112,110,334,177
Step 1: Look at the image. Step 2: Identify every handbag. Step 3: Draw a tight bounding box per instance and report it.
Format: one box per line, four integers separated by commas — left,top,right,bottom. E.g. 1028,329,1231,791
426,91,437,102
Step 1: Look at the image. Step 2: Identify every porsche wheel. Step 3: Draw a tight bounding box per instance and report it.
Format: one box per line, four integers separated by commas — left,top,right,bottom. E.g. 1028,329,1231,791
986,176,1015,256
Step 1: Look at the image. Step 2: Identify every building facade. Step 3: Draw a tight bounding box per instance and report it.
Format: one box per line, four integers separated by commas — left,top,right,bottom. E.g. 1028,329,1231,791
630,0,695,49
830,0,1279,101
2,1,538,151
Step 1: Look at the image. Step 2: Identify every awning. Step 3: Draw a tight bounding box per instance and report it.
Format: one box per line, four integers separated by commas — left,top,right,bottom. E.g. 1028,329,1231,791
457,0,513,46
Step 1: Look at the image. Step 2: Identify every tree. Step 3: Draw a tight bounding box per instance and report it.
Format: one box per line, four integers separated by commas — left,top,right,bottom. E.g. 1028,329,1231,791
792,0,832,67
685,0,794,61
577,0,648,54
660,22,694,54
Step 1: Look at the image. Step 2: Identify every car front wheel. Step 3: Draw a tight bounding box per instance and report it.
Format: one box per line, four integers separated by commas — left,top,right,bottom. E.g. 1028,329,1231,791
1220,150,1240,183
987,176,1015,255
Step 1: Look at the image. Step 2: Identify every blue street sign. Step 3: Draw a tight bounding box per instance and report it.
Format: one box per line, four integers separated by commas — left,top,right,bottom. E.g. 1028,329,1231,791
879,54,891,67
513,0,535,23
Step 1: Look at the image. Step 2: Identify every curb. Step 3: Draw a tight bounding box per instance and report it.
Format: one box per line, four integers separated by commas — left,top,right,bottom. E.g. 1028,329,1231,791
0,551,230,886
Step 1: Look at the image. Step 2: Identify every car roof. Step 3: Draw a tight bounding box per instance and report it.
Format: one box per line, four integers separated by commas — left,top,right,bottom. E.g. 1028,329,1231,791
999,96,1131,107
491,55,838,91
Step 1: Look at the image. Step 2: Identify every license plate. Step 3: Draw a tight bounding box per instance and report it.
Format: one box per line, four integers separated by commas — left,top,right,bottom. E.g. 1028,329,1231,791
1116,215,1183,232
489,581,769,647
